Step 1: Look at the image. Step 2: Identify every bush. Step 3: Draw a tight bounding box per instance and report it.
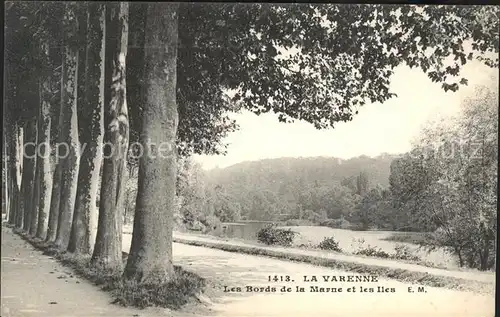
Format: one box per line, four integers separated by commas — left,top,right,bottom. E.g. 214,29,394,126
318,236,342,252
391,244,422,261
256,224,298,247
352,239,390,258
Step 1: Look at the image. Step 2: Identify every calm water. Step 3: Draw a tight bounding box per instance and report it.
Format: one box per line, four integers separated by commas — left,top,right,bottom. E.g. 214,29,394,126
221,221,282,240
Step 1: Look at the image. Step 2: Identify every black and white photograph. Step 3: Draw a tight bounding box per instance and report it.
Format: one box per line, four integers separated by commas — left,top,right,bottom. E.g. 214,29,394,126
2,2,498,317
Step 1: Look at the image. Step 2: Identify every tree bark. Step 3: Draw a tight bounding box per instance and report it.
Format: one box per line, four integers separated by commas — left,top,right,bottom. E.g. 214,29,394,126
20,119,37,233
30,133,40,236
4,131,9,222
91,2,129,270
7,123,22,226
54,4,81,250
14,127,24,229
69,3,105,255
46,62,64,243
4,62,13,224
46,129,63,242
35,58,54,240
124,3,179,283
6,127,15,225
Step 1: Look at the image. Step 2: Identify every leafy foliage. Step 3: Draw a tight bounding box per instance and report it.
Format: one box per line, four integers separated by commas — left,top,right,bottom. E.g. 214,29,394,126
205,155,395,222
133,3,498,156
318,236,342,252
392,244,421,262
319,218,352,230
256,224,298,246
354,245,391,258
389,83,498,270
175,4,498,132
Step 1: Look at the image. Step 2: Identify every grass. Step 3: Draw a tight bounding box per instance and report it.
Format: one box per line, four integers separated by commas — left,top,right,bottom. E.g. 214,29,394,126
12,227,206,310
172,236,493,295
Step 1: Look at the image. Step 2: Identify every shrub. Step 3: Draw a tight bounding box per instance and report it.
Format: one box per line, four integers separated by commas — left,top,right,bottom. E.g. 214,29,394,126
391,244,422,261
354,245,391,259
256,224,298,247
318,236,342,252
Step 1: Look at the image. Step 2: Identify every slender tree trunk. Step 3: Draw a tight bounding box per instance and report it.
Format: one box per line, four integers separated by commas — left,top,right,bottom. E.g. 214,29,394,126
3,137,8,221
30,138,40,236
69,3,105,255
21,119,37,233
124,3,179,282
91,2,129,270
4,122,11,222
54,4,81,250
30,80,46,236
46,134,62,242
46,79,64,243
14,126,24,229
35,61,54,240
4,63,13,224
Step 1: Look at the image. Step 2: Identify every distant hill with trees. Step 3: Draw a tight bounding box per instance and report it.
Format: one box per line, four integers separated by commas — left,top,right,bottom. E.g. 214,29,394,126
205,153,397,195
172,154,401,230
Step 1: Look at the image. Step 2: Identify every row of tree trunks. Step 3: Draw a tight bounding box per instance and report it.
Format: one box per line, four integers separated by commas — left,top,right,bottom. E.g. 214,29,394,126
7,2,180,284
68,3,105,255
54,3,81,251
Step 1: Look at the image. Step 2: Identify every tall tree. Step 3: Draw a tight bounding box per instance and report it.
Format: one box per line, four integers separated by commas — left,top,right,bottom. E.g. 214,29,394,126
389,84,498,269
356,172,370,197
46,100,64,242
3,124,10,222
14,127,24,229
54,3,81,250
20,117,37,233
124,3,179,282
91,2,129,270
35,65,54,240
30,129,41,236
69,3,106,255
6,122,23,227
8,125,23,227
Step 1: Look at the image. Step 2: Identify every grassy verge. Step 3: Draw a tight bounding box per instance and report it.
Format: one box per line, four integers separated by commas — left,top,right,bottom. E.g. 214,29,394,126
11,227,206,310
173,237,493,295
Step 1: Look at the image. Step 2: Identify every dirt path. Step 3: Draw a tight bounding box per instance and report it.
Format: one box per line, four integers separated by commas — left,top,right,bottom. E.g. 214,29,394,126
124,234,494,317
0,226,197,317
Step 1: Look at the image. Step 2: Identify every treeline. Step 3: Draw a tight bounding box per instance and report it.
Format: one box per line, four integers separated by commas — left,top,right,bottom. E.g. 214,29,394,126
166,155,426,232
3,1,498,294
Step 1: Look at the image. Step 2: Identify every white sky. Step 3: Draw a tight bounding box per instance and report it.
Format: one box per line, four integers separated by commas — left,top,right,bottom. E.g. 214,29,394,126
194,60,498,170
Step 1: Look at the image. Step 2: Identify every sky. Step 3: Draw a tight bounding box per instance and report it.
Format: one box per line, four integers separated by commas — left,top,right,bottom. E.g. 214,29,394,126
194,60,498,170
